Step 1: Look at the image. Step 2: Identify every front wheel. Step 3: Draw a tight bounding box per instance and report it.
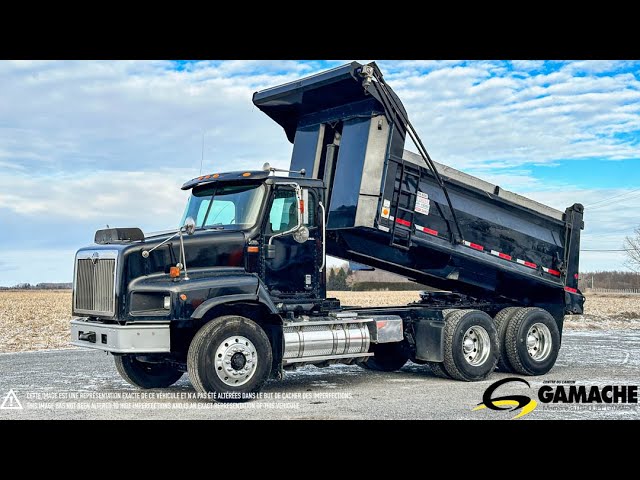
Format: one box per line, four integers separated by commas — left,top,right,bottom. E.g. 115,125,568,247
187,315,272,401
114,355,183,389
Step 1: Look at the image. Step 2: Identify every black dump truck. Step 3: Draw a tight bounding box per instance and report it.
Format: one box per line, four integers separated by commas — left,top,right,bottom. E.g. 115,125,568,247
71,62,584,400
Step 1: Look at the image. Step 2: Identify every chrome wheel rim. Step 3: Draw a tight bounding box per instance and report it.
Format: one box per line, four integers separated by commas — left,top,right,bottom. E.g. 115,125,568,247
526,323,552,361
214,335,258,386
461,326,491,366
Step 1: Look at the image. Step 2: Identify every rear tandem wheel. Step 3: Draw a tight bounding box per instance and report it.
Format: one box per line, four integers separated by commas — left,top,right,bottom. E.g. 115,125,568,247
438,309,499,382
503,307,561,376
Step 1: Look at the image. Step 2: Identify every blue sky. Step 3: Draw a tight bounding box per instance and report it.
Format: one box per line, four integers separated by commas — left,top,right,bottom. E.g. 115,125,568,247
1,60,639,285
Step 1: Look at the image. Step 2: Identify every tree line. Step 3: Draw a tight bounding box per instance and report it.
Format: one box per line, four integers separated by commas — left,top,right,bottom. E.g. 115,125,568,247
578,271,640,290
0,283,73,290
327,267,352,290
327,267,640,292
2,270,639,292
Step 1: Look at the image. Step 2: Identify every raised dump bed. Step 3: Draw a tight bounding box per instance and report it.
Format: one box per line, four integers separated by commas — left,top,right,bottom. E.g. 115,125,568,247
253,61,584,316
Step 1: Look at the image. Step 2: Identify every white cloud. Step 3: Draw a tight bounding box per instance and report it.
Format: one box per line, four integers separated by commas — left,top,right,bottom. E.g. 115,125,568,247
510,60,545,72
0,169,190,223
561,60,630,75
0,59,639,284
389,61,640,171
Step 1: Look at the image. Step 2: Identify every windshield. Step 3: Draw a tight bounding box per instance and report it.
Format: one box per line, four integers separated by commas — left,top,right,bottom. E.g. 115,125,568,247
181,182,266,231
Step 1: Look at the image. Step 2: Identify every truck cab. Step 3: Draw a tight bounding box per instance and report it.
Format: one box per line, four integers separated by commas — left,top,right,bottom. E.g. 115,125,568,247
179,171,327,302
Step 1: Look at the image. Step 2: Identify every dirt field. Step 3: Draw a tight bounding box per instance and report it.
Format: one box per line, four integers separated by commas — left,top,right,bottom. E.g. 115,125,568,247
0,290,72,353
0,290,638,353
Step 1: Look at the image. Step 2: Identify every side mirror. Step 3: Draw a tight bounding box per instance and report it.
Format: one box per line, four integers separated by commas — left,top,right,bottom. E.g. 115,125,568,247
183,217,196,235
293,225,309,243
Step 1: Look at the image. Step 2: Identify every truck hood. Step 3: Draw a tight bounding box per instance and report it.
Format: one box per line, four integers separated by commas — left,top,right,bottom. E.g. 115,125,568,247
122,229,246,277
73,229,247,318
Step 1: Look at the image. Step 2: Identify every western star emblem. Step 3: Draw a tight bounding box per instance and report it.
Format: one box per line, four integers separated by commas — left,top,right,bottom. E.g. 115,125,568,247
91,252,100,264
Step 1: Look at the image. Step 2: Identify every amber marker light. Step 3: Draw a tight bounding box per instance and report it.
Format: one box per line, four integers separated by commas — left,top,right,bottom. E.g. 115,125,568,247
179,294,187,301
247,246,260,253
213,173,220,178
242,172,251,177
169,266,181,278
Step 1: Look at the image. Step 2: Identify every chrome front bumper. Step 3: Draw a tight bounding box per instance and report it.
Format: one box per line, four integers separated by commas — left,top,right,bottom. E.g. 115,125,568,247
70,319,171,354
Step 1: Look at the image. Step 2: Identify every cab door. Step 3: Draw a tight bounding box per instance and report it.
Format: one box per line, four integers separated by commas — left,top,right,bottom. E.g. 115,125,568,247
262,185,323,299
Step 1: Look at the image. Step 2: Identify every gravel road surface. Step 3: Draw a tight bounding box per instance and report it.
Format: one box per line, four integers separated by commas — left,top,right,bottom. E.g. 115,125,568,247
1,329,638,420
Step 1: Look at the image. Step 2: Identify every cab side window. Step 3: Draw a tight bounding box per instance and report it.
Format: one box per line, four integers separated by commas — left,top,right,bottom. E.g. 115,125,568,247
268,188,316,233
269,189,297,233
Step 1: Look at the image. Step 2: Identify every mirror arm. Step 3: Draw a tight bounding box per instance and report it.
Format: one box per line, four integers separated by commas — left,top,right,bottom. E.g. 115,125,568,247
141,230,181,258
178,229,189,281
142,216,195,281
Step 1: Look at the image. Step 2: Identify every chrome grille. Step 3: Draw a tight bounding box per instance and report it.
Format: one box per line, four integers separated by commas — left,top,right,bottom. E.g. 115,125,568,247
74,250,117,316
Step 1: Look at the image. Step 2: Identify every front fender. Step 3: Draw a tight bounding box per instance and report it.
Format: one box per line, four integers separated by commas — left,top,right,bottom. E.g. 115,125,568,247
190,283,278,319
126,267,275,321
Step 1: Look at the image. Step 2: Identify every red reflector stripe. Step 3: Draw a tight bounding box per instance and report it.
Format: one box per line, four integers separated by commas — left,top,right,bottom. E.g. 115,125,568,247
517,259,537,269
564,286,578,293
395,218,411,227
491,250,511,260
422,227,438,236
490,250,512,261
415,224,439,236
545,268,561,276
463,240,484,251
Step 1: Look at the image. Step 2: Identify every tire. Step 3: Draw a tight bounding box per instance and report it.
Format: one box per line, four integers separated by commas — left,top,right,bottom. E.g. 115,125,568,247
493,307,521,372
504,307,560,376
442,309,499,382
361,342,410,372
114,355,183,389
426,361,451,379
187,315,272,402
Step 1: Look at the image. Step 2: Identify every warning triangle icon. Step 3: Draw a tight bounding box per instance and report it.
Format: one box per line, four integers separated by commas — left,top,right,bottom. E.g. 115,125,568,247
1,389,23,410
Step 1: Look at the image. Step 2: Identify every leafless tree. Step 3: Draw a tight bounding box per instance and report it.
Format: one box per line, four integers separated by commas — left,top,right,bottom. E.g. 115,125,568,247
623,227,640,272
578,270,640,290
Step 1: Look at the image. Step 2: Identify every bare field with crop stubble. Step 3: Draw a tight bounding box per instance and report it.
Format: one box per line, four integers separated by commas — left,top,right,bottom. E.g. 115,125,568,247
0,290,72,352
0,290,639,353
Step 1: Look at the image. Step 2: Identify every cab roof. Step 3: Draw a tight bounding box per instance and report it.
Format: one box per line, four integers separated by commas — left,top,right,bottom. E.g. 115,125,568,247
181,170,322,191
181,170,270,190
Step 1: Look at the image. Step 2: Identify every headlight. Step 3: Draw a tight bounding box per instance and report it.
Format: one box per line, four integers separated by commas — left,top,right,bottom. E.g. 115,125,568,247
163,296,171,310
